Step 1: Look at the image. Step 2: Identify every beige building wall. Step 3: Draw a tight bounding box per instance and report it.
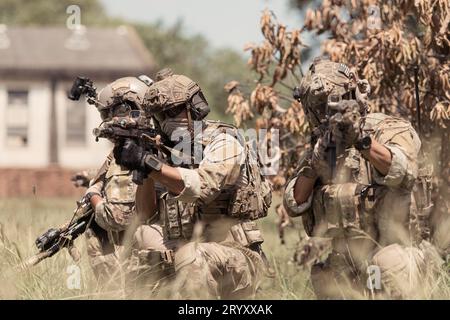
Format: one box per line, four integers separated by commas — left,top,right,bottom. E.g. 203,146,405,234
0,80,112,170
0,80,50,167
55,81,111,170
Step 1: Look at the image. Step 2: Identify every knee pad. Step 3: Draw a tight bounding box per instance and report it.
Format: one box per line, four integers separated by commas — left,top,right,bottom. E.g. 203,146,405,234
371,244,425,298
310,253,361,299
133,224,165,250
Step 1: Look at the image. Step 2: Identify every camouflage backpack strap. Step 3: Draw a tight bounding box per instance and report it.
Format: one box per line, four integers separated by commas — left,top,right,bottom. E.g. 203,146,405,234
413,163,434,242
90,151,114,186
201,120,272,220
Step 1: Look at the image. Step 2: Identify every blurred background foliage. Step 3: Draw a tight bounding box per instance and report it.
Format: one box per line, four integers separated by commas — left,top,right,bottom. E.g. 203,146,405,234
0,0,252,120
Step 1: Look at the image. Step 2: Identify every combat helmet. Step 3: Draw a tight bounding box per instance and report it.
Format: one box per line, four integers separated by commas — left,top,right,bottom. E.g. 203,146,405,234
96,75,153,121
293,57,359,128
143,68,210,123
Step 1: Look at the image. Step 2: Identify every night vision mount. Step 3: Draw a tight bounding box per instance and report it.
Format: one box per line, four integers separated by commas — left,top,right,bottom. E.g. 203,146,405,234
68,76,97,105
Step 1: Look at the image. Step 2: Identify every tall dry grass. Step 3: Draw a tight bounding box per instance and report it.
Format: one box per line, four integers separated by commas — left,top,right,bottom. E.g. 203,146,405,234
0,197,448,299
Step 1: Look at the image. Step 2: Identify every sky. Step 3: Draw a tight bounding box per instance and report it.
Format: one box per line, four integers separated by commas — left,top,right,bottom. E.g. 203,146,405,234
99,0,306,51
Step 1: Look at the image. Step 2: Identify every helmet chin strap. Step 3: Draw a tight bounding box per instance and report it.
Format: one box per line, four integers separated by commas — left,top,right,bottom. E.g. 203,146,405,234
185,104,196,169
186,104,195,137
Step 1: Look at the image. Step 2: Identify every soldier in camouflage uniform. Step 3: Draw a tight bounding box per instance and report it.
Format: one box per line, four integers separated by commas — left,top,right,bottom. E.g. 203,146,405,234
114,69,272,299
283,57,442,299
83,76,154,283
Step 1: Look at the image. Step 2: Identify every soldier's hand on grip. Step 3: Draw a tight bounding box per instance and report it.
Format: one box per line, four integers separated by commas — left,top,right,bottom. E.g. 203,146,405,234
114,139,147,171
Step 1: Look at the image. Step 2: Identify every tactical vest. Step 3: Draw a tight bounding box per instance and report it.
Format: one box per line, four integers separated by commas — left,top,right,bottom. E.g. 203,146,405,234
90,152,137,214
304,113,426,245
89,152,137,244
158,120,272,245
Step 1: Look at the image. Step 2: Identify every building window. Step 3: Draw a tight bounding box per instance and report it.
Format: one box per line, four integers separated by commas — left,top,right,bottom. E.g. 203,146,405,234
66,98,86,146
6,90,29,147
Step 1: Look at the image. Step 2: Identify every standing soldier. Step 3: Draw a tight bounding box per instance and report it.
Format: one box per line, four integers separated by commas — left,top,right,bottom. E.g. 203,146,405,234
114,69,273,299
81,76,155,284
283,57,442,299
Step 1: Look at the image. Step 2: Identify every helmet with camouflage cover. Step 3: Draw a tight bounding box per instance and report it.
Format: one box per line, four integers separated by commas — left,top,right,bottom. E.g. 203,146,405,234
143,68,210,122
96,75,153,121
293,57,359,127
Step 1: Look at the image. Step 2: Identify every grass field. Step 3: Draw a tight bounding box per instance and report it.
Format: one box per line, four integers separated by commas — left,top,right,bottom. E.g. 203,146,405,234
0,196,314,300
0,196,448,300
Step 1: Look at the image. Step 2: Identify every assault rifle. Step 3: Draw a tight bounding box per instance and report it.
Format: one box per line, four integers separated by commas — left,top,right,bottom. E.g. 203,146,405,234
93,114,193,184
320,97,365,179
23,196,93,268
67,75,192,184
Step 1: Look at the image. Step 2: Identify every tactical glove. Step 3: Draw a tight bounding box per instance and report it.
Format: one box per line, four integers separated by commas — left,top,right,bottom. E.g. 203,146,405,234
114,139,163,174
114,139,147,171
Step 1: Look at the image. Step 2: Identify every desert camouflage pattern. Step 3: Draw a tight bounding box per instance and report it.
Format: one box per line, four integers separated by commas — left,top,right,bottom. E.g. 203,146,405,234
143,73,200,115
87,155,137,232
133,121,270,299
171,241,264,299
85,227,122,284
296,57,358,128
83,152,138,283
283,111,443,298
96,77,150,117
83,75,155,287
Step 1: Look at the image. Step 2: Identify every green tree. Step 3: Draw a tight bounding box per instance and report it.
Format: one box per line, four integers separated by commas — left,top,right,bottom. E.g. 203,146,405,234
0,0,110,26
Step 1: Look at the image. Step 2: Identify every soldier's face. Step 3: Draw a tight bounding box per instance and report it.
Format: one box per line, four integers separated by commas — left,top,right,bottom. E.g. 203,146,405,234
156,109,190,138
100,102,133,121
304,93,328,126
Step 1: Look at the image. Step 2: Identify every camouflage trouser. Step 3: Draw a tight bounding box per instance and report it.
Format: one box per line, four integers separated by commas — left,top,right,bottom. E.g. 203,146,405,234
85,228,123,285
370,241,443,299
125,224,184,297
171,241,264,299
310,241,442,299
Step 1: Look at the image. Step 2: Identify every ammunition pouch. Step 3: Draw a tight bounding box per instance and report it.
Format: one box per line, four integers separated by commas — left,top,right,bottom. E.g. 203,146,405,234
310,182,380,236
319,183,360,228
228,163,272,220
200,121,272,221
229,221,264,247
159,192,195,240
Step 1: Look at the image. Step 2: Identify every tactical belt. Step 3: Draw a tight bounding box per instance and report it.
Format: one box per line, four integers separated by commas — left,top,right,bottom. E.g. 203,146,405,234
137,248,175,271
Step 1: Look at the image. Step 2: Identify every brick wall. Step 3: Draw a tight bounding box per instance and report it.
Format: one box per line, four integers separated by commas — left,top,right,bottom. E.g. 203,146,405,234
0,166,85,197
